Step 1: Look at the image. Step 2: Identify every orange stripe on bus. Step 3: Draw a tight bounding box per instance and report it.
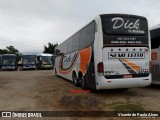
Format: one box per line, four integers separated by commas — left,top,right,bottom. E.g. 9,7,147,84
58,53,78,74
79,47,91,74
58,47,91,75
121,59,141,73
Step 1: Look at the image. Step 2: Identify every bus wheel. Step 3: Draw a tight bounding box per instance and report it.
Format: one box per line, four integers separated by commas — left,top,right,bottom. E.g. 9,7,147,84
55,69,57,75
72,72,80,87
80,76,86,89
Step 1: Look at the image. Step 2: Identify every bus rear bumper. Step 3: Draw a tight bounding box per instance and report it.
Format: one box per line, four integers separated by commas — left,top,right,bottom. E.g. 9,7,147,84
96,74,152,90
22,66,36,70
1,67,16,70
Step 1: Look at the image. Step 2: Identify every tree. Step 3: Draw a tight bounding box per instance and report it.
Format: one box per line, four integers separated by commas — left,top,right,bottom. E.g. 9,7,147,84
0,45,22,61
43,42,58,54
6,46,19,54
0,49,8,54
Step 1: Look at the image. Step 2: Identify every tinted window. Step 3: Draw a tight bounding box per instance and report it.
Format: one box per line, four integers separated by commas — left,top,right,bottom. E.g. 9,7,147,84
102,17,147,35
61,42,67,54
60,43,64,54
63,41,68,54
79,21,95,49
23,56,36,64
67,38,72,53
80,27,87,49
101,15,148,45
86,22,95,47
72,33,80,52
41,56,52,64
2,56,16,65
23,55,35,59
151,37,160,49
56,21,95,54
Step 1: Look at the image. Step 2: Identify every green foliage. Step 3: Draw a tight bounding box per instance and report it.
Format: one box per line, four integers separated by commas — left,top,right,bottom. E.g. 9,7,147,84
6,46,19,54
43,42,58,54
0,45,22,61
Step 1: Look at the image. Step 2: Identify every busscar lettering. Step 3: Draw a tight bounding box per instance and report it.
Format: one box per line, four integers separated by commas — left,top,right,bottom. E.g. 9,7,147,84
63,55,71,62
111,17,140,29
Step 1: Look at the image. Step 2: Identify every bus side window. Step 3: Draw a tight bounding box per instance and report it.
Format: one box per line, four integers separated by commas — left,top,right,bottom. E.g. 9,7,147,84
151,52,157,60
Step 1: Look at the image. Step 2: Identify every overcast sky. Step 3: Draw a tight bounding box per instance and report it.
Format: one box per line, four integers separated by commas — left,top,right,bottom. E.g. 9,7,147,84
0,0,160,54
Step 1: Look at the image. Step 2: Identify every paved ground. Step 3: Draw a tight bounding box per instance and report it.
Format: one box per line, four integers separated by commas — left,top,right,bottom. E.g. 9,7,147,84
0,70,159,120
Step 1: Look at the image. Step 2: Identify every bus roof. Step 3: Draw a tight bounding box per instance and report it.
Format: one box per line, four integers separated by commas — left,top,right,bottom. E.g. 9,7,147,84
37,53,52,57
100,14,147,20
55,13,147,49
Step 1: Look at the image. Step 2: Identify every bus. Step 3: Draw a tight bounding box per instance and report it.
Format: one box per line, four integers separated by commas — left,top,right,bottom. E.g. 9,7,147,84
0,54,2,69
150,25,160,85
54,14,151,90
22,54,37,70
37,53,53,69
1,54,17,70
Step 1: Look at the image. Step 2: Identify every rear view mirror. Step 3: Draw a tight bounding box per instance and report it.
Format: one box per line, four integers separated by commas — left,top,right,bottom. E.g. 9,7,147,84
55,49,60,55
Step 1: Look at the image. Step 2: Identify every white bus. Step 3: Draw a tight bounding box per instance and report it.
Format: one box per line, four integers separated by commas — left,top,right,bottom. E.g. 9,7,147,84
54,14,151,90
37,53,53,69
150,25,160,85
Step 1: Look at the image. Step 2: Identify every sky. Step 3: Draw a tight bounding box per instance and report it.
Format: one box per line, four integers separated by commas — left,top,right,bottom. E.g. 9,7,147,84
0,0,160,54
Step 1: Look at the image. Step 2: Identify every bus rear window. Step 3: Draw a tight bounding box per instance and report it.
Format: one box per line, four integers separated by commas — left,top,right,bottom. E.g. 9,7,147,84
102,17,148,35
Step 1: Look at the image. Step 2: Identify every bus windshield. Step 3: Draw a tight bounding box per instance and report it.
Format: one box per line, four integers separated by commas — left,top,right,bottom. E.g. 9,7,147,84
41,56,52,65
2,56,16,66
23,55,36,65
101,15,148,45
0,55,2,62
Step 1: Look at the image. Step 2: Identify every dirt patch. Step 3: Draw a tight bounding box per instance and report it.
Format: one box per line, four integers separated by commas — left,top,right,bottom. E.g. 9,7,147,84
0,70,160,119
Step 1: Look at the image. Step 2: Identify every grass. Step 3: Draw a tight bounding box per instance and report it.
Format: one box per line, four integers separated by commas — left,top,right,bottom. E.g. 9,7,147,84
108,102,145,111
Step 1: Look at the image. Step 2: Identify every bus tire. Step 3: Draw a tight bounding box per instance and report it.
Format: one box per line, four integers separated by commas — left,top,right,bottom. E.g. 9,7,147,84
80,76,87,89
55,69,57,75
72,72,80,87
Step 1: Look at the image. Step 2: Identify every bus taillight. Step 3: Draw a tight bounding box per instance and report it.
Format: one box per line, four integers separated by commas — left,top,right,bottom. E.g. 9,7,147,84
149,61,152,72
97,62,104,75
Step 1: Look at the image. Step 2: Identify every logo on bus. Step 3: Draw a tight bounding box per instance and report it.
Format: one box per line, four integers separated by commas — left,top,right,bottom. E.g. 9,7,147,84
111,17,140,30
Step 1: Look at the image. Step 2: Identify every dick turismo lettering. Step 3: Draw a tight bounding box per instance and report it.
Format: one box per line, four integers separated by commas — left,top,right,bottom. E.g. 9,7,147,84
111,17,140,29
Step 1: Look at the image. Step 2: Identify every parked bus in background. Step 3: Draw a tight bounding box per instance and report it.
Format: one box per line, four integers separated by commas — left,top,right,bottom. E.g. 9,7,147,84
1,54,17,70
0,54,2,69
22,54,36,70
37,53,53,69
150,25,160,85
54,14,151,90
